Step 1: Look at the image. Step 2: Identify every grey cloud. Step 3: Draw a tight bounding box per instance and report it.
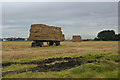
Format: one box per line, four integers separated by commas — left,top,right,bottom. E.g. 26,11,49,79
2,2,118,39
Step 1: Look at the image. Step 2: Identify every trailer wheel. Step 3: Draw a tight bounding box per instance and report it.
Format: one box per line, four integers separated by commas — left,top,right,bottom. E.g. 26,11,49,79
31,42,36,47
55,42,60,46
49,42,54,46
39,42,43,47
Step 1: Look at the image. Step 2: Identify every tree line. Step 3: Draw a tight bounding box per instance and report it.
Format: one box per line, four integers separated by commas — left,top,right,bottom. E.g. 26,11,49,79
1,30,119,41
1,37,28,41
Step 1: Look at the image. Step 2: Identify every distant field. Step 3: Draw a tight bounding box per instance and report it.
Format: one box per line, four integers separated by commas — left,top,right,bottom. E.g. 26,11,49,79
2,41,119,78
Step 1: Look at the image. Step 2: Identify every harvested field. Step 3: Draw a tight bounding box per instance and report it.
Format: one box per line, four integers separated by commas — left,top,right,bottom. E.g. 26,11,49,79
2,41,119,78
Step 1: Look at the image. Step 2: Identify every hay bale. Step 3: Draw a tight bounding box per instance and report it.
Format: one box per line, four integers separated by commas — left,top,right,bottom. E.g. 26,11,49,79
61,34,65,41
28,24,65,41
72,35,82,42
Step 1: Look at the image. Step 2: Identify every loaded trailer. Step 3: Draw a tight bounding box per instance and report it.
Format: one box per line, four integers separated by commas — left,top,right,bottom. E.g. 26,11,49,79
28,24,65,47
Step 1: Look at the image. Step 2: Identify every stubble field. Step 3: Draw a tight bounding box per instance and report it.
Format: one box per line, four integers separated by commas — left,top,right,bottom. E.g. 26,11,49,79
2,41,119,78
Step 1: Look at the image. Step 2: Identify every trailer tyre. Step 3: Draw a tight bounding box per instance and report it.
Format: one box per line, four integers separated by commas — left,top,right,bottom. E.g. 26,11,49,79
39,42,43,47
31,42,36,47
49,42,54,46
55,42,60,46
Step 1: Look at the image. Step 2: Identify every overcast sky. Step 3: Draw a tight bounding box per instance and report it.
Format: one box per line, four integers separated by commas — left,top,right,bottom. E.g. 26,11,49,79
2,2,118,39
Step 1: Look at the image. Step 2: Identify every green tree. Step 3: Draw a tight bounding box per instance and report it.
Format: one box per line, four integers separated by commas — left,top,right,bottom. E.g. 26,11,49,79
115,34,120,41
97,30,116,41
118,34,120,40
94,37,100,41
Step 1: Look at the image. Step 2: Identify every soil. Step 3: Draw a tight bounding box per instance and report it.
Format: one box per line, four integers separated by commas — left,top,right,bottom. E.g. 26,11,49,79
2,55,119,77
2,56,84,67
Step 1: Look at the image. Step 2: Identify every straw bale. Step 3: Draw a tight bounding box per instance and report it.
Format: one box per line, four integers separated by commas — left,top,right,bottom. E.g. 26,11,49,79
72,35,82,42
28,24,64,41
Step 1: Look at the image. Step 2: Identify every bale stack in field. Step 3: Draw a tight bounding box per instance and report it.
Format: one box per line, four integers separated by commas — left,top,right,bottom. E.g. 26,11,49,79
72,35,82,42
29,24,64,41
61,34,65,41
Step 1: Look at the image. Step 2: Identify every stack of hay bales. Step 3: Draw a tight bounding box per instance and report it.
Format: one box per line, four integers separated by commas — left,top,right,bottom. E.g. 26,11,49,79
72,35,82,42
29,24,65,41
61,34,65,41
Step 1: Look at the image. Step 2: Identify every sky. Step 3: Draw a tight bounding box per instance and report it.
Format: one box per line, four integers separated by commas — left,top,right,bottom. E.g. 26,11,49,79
1,0,120,2
2,2,118,39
